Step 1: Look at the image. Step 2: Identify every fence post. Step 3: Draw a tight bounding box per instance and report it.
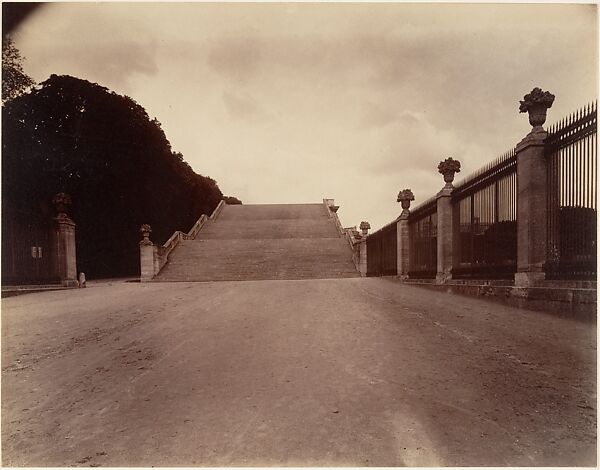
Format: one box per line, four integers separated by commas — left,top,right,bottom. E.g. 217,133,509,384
358,221,370,276
514,88,555,287
50,192,78,287
436,158,461,283
139,224,157,282
358,240,368,276
396,189,414,279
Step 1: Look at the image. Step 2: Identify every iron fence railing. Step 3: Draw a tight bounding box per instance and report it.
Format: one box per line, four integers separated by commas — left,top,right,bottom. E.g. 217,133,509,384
366,221,397,276
545,101,597,280
363,99,596,283
2,211,55,285
407,200,437,278
450,149,518,279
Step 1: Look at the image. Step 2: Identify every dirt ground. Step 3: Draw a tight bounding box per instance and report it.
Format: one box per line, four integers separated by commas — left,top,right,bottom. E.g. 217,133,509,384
1,278,596,466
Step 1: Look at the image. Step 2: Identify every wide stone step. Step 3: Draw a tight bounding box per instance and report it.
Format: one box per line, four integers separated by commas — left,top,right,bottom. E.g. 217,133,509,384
153,203,359,282
155,272,360,282
197,219,339,239
218,203,328,221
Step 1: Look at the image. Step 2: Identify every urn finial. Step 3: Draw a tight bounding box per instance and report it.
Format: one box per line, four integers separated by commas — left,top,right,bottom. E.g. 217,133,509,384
52,192,72,219
437,158,461,188
397,189,415,215
359,221,371,236
140,224,153,246
519,87,555,133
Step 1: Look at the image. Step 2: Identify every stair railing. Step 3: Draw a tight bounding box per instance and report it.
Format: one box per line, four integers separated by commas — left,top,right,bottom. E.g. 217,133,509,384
140,200,227,281
159,199,227,265
323,199,362,273
323,199,345,236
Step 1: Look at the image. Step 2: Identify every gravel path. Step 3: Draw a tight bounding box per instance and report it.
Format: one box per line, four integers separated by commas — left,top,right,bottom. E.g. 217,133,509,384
2,278,596,466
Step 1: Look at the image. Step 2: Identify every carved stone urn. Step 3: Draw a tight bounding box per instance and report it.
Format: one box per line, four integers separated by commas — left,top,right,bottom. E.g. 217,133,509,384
519,87,555,133
359,221,371,237
140,224,153,246
52,192,72,219
437,158,461,188
397,189,415,215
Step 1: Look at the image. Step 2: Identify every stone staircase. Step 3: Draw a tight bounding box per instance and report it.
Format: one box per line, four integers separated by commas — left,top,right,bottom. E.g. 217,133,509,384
154,203,360,281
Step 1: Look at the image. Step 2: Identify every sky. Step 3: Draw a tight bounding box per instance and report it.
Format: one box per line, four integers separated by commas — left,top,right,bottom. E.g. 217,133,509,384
12,2,598,231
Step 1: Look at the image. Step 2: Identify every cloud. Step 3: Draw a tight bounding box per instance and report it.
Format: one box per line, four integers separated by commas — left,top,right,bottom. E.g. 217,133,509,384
65,41,158,89
362,111,463,174
11,2,597,235
207,36,262,84
14,3,159,91
361,102,399,129
221,90,266,120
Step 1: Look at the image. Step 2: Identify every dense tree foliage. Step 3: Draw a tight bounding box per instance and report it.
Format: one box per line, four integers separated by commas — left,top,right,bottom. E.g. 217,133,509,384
2,36,35,103
3,74,226,278
223,196,242,205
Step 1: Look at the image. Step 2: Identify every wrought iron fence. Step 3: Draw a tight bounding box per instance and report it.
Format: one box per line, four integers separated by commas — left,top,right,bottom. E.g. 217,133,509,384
450,149,517,279
366,221,397,276
2,207,55,285
363,98,596,283
545,101,597,279
407,198,437,278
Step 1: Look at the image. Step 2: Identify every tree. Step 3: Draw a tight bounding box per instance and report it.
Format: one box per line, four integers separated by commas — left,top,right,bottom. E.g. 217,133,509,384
224,196,242,205
3,74,232,278
2,36,35,103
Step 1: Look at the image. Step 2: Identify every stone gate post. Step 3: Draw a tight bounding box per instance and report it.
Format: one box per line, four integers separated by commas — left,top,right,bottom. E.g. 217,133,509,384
436,158,461,284
358,239,367,276
514,88,555,287
358,221,370,276
50,193,78,287
139,224,157,282
396,189,414,279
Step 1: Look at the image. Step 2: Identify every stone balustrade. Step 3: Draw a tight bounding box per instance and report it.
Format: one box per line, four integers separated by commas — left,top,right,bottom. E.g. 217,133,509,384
139,200,226,281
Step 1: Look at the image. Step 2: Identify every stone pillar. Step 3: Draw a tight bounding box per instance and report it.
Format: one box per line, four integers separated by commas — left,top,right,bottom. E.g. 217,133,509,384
323,198,339,217
514,88,555,287
139,224,156,282
50,193,78,287
357,221,370,276
396,216,410,279
358,239,368,276
52,216,77,286
436,158,461,284
396,189,414,279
